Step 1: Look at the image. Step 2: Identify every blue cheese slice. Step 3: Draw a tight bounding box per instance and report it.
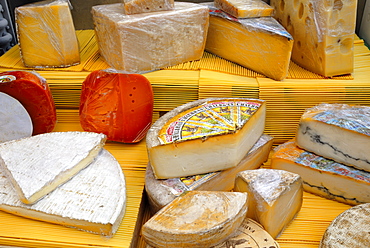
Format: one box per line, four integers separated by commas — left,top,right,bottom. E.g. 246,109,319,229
0,131,106,204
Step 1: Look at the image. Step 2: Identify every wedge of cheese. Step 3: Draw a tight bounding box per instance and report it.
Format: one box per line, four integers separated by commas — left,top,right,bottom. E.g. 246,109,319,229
15,0,80,68
92,2,209,73
0,148,126,236
271,140,370,205
146,98,266,179
123,0,174,14
0,131,106,204
141,191,248,248
296,103,370,172
145,134,273,213
270,0,357,77
214,0,274,18
234,169,303,238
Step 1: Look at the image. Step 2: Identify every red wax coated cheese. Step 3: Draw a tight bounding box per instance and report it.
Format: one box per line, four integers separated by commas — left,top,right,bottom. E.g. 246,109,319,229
79,70,154,143
0,71,57,135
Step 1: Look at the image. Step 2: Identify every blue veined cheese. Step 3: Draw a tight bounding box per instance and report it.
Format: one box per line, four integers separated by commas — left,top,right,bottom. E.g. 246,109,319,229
0,149,126,236
271,140,370,206
0,131,106,204
123,0,174,14
296,103,370,172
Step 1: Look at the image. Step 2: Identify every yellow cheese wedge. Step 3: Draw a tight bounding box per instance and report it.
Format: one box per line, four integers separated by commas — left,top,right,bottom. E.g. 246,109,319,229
123,0,174,14
270,0,357,77
214,0,274,18
15,0,80,68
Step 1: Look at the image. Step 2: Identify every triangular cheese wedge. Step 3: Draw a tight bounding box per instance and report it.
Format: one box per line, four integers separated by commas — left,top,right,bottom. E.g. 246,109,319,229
0,148,126,236
0,131,106,204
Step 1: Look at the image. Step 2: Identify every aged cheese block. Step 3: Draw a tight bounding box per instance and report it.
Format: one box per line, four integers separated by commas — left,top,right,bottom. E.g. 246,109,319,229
0,148,126,236
271,140,370,205
15,0,80,68
141,191,248,248
123,0,174,14
145,134,273,213
270,0,357,77
0,92,32,143
204,3,293,81
0,131,106,204
146,98,266,179
234,169,303,238
214,0,274,18
296,103,370,172
0,70,56,135
92,2,209,73
319,203,370,247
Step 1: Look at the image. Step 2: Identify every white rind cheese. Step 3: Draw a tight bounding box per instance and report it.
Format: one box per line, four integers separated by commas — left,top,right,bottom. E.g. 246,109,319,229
0,148,126,236
141,191,248,248
0,131,107,204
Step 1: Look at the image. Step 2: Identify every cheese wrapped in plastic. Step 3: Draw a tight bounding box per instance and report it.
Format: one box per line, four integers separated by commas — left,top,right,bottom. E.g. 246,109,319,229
15,0,80,68
92,2,209,73
214,0,274,18
123,0,174,14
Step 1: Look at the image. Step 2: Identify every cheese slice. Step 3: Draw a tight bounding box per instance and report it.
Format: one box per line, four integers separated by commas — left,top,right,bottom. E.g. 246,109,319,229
234,169,303,238
15,0,80,68
0,148,126,236
271,140,370,205
270,0,357,77
0,131,106,204
141,191,248,248
146,98,266,179
296,103,370,172
0,92,33,142
204,3,293,81
123,0,174,14
214,0,274,18
145,134,273,213
319,203,370,248
92,2,209,73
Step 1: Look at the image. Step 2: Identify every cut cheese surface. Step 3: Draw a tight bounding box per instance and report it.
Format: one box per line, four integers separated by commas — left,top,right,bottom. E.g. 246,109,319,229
0,92,33,142
146,98,266,179
235,169,303,238
15,0,80,68
0,148,126,236
145,134,273,213
296,103,370,172
271,140,370,205
204,3,293,81
141,191,248,248
0,131,106,204
214,0,274,18
123,0,174,14
270,0,357,77
92,2,209,73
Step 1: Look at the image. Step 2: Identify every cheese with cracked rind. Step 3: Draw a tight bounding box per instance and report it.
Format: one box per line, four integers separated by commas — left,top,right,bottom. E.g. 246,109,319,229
214,0,274,18
123,0,174,14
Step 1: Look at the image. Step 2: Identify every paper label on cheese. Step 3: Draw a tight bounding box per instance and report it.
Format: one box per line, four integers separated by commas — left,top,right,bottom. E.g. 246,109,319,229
0,75,16,83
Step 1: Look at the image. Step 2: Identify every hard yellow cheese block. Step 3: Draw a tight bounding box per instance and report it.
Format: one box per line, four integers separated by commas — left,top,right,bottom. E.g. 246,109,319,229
270,0,357,77
123,0,174,14
15,0,80,68
214,0,274,18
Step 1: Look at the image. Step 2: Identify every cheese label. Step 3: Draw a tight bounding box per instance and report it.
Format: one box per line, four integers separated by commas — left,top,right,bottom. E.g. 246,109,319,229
0,75,16,83
159,99,261,144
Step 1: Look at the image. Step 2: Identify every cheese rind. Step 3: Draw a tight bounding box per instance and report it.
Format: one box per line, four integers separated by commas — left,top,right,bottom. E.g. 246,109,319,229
123,0,174,14
214,0,274,18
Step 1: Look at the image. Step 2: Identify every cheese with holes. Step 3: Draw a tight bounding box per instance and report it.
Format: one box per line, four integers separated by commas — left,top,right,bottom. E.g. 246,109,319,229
141,191,248,248
270,0,357,77
296,103,370,172
146,98,266,179
92,2,209,73
0,131,106,204
204,3,293,81
234,169,303,238
272,140,370,205
15,0,80,68
214,0,274,18
0,149,126,236
319,203,370,247
145,134,273,213
123,0,174,14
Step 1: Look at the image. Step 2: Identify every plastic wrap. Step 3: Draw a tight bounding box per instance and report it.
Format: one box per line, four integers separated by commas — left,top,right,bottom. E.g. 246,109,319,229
270,0,357,77
92,2,209,73
123,0,174,15
15,0,80,68
214,0,274,18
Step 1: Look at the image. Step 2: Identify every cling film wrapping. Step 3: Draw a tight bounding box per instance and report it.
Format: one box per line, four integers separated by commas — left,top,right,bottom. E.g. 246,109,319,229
122,0,174,15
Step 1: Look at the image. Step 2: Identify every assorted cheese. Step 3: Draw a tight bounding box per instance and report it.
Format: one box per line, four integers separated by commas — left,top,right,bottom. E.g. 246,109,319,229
214,0,274,18
123,0,174,14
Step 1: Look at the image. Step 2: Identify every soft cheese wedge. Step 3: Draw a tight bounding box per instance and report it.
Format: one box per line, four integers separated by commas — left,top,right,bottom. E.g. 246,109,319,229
0,149,126,236
296,103,370,172
271,140,370,205
145,134,273,213
214,0,274,18
123,0,174,14
141,191,248,248
234,169,303,238
0,131,106,204
146,98,266,179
